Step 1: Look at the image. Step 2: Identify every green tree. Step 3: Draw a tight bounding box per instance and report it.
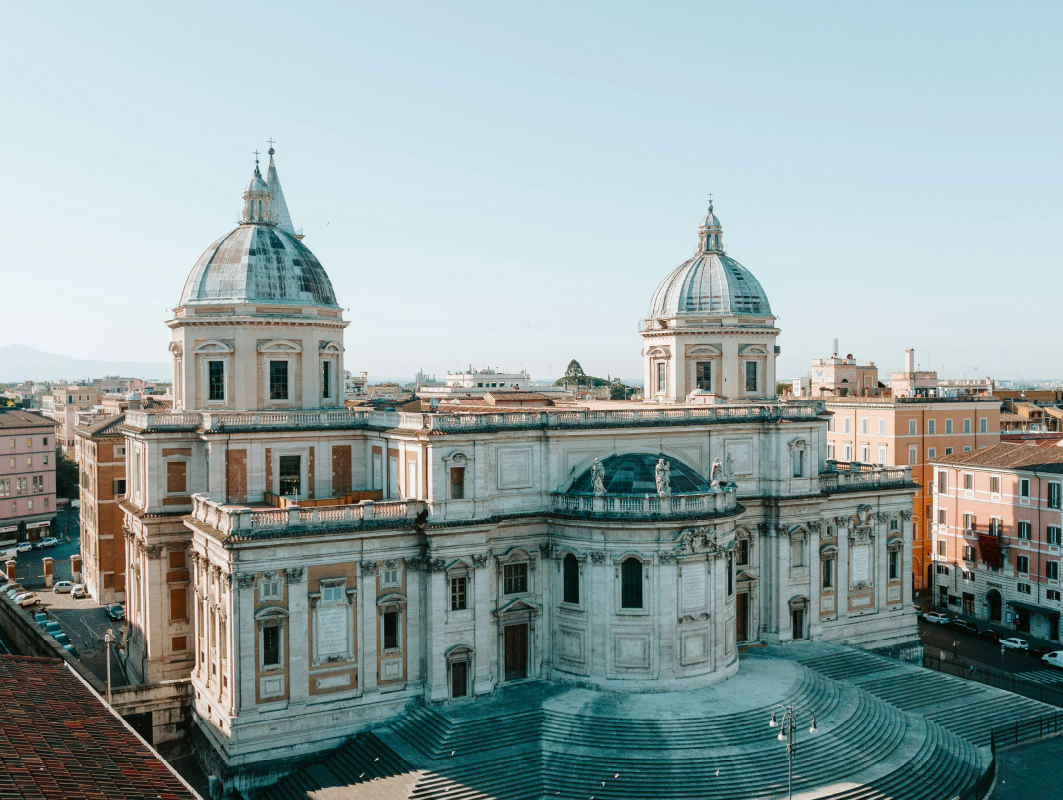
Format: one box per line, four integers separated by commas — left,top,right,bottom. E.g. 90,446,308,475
562,360,586,385
610,379,631,400
55,446,79,500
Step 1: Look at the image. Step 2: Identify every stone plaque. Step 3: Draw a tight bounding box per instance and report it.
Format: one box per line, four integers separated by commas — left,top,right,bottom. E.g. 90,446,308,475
725,441,752,475
851,594,872,608
682,566,707,611
316,606,348,657
851,544,871,584
615,634,650,669
498,449,532,489
887,585,901,603
316,673,351,690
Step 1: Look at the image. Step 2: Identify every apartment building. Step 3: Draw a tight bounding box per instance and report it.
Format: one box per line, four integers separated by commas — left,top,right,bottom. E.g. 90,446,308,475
75,413,127,604
824,397,1000,591
0,409,58,544
930,444,1063,642
40,385,99,454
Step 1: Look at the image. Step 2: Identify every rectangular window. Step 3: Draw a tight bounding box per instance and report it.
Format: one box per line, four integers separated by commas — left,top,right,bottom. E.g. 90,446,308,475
208,361,225,401
909,419,917,435
1050,483,1062,510
450,576,467,611
908,446,917,465
259,579,282,601
1047,561,1060,580
964,473,973,490
990,517,1002,535
878,419,886,435
113,445,124,457
860,444,870,463
169,550,186,569
792,449,804,478
381,567,400,587
928,420,936,435
827,444,835,460
1018,582,1032,595
656,362,666,393
269,360,289,400
964,513,975,530
945,419,953,435
928,447,936,459
172,636,188,652
321,585,345,603
166,461,187,494
745,361,757,393
822,557,834,589
1049,589,1061,601
1049,526,1062,546
963,418,971,434
735,538,749,566
696,361,712,391
889,550,899,580
450,466,465,500
1018,521,1031,539
938,508,947,525
980,418,988,434
1017,555,1030,574
322,360,332,399
1020,478,1030,498
878,445,887,464
169,587,187,621
278,455,301,496
844,418,851,434
262,625,280,666
383,610,399,650
113,478,126,495
990,476,1000,494
944,447,953,456
963,545,976,561
861,418,868,435
938,540,947,557
938,471,948,494
503,563,528,595
843,444,852,461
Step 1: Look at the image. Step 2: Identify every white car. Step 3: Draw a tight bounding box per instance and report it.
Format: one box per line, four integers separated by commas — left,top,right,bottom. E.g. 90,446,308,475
923,612,950,625
14,542,32,554
33,537,58,550
15,592,39,607
53,581,74,594
1042,651,1063,670
1000,637,1029,651
71,584,87,599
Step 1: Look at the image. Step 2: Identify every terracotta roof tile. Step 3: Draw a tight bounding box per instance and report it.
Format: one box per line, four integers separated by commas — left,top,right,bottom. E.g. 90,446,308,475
931,442,1063,473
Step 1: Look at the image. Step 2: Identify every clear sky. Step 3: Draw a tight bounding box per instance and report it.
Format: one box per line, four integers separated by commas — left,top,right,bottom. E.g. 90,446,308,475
2,2,1061,383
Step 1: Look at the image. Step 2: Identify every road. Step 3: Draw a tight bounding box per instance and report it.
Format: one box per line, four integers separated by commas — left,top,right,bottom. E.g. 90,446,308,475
919,617,1063,683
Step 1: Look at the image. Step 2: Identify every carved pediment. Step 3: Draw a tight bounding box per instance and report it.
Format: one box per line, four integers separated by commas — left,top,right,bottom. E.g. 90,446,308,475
494,597,541,616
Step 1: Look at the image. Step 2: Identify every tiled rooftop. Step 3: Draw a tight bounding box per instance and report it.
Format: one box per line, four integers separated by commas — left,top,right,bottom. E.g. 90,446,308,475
0,409,56,430
0,655,200,799
931,442,1063,473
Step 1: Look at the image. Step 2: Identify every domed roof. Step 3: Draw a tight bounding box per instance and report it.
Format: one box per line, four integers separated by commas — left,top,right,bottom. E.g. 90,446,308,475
178,159,339,308
568,454,710,495
647,202,772,319
179,223,338,307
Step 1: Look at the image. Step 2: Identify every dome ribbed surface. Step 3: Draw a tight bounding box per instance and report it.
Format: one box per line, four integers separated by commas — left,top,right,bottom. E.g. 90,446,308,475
568,453,710,495
179,224,338,307
648,252,771,319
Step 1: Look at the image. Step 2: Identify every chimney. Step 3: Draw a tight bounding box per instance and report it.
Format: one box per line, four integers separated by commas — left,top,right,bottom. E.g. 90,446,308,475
904,348,915,374
832,338,838,357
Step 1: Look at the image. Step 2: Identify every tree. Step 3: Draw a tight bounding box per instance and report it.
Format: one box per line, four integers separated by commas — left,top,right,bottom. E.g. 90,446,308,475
55,446,79,500
562,360,586,385
610,379,631,400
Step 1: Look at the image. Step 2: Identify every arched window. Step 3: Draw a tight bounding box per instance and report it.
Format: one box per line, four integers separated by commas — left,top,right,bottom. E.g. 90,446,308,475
563,554,579,605
621,557,643,609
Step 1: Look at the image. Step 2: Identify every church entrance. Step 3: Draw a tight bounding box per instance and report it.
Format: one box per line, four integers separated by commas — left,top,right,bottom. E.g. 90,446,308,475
736,592,749,641
986,589,1002,622
504,624,527,681
791,609,804,640
451,661,467,698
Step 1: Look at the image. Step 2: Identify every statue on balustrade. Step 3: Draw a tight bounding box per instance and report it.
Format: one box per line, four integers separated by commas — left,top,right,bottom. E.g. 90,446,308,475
655,458,671,497
710,456,724,488
591,458,606,496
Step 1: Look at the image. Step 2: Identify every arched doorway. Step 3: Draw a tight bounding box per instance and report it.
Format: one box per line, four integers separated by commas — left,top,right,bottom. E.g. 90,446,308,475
986,589,1002,622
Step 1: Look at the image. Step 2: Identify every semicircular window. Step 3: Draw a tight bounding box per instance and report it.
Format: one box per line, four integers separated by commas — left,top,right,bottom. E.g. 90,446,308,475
568,454,710,496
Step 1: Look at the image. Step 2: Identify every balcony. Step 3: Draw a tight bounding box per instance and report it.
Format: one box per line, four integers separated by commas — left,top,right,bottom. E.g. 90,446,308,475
188,493,425,537
818,462,914,493
551,488,739,518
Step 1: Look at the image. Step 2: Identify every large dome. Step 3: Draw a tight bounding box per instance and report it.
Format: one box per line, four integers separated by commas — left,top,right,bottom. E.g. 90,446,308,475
647,202,772,320
179,223,338,307
178,158,339,309
568,454,710,495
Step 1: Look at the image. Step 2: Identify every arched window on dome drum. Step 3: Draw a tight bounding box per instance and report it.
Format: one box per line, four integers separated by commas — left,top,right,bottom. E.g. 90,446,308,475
563,554,579,605
621,557,643,609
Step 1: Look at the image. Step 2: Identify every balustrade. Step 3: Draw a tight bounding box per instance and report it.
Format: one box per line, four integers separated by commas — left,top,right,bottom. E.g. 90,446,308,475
188,493,419,534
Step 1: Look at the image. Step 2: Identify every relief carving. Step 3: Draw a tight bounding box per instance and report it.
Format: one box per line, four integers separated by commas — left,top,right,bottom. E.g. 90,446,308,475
677,527,719,556
900,510,913,521
589,551,607,565
360,561,378,576
807,520,822,533
875,511,890,523
285,567,305,584
539,542,553,560
236,572,256,589
143,545,163,559
471,553,489,568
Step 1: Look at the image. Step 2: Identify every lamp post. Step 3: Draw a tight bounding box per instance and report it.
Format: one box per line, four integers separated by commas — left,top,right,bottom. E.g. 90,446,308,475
769,703,819,800
104,629,114,705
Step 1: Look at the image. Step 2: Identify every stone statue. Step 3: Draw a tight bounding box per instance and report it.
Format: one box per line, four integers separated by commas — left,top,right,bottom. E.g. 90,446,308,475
723,452,736,486
590,458,606,496
655,458,671,497
710,457,724,488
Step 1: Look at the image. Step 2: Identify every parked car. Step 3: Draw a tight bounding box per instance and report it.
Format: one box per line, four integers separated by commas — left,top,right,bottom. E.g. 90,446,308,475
34,612,48,627
923,612,950,625
62,643,79,659
1027,645,1054,659
106,604,125,621
1000,637,1030,651
978,629,1003,644
44,621,62,637
53,632,70,646
52,581,74,594
945,619,979,636
5,585,25,599
14,542,31,554
33,537,58,550
71,584,87,600
1042,651,1063,670
16,592,39,607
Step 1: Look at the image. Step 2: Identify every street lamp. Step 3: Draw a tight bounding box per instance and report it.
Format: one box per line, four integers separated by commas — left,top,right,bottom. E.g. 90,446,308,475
769,703,819,800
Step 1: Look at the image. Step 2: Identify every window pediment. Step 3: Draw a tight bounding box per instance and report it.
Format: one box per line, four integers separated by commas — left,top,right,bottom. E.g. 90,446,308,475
192,339,234,354
318,341,342,353
494,597,540,616
255,605,289,620
376,592,408,606
739,345,768,355
257,339,303,354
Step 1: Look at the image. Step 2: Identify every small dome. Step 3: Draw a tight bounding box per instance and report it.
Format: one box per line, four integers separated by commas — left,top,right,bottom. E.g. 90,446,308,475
125,391,141,402
700,203,721,229
568,454,710,495
245,171,269,194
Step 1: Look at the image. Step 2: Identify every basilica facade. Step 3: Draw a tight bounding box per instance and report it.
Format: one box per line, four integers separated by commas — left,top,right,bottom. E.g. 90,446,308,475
119,156,919,796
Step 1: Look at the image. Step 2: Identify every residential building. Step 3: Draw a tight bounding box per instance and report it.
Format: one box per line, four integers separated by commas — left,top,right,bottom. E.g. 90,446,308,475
417,367,534,399
40,384,99,454
119,162,921,796
807,351,881,397
75,411,128,604
930,443,1063,642
0,409,58,545
824,396,1001,591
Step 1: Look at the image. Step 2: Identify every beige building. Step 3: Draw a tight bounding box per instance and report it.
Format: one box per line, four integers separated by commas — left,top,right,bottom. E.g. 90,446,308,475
75,413,128,604
807,349,881,397
41,385,99,454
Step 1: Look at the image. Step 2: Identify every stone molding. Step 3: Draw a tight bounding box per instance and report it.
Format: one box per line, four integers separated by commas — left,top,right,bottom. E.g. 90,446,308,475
285,567,305,584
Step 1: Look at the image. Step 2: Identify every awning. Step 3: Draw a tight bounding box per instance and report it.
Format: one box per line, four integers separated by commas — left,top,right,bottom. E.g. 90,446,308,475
1007,599,1061,619
27,521,52,530
0,526,17,534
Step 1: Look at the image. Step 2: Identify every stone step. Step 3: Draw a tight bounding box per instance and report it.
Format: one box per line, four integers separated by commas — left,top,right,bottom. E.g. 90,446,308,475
853,670,988,711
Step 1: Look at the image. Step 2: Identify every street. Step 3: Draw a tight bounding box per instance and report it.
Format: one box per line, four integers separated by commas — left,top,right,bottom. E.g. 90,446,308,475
919,617,1063,684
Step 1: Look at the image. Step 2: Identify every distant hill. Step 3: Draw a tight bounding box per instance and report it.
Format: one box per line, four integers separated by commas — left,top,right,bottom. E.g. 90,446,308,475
0,345,171,383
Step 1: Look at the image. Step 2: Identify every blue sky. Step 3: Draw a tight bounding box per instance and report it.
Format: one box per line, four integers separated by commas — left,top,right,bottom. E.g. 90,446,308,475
1,2,1060,382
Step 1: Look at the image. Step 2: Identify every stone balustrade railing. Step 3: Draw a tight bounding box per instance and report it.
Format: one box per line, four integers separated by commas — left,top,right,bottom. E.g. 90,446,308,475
552,489,739,517
818,463,913,493
124,401,826,434
189,494,424,535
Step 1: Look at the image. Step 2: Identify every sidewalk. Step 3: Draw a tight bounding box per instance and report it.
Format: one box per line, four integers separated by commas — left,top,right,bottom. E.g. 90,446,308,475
927,601,1061,653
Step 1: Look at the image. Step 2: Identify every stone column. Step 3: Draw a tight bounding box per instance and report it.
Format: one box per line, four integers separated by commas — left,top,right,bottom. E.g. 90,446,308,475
405,564,423,688
658,554,677,681
901,512,914,610
236,572,257,712
808,524,821,637
589,550,609,676
837,521,849,620
472,554,492,695
875,515,888,613
359,562,378,695
286,568,309,705
777,526,792,642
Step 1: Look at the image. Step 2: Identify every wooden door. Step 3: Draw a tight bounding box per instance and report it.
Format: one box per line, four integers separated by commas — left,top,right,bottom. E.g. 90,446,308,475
791,609,804,640
736,592,749,642
504,624,527,681
451,661,467,698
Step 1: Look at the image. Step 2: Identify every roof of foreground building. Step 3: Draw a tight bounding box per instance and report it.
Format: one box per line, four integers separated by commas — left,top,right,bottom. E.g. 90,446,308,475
0,655,200,799
932,441,1063,473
